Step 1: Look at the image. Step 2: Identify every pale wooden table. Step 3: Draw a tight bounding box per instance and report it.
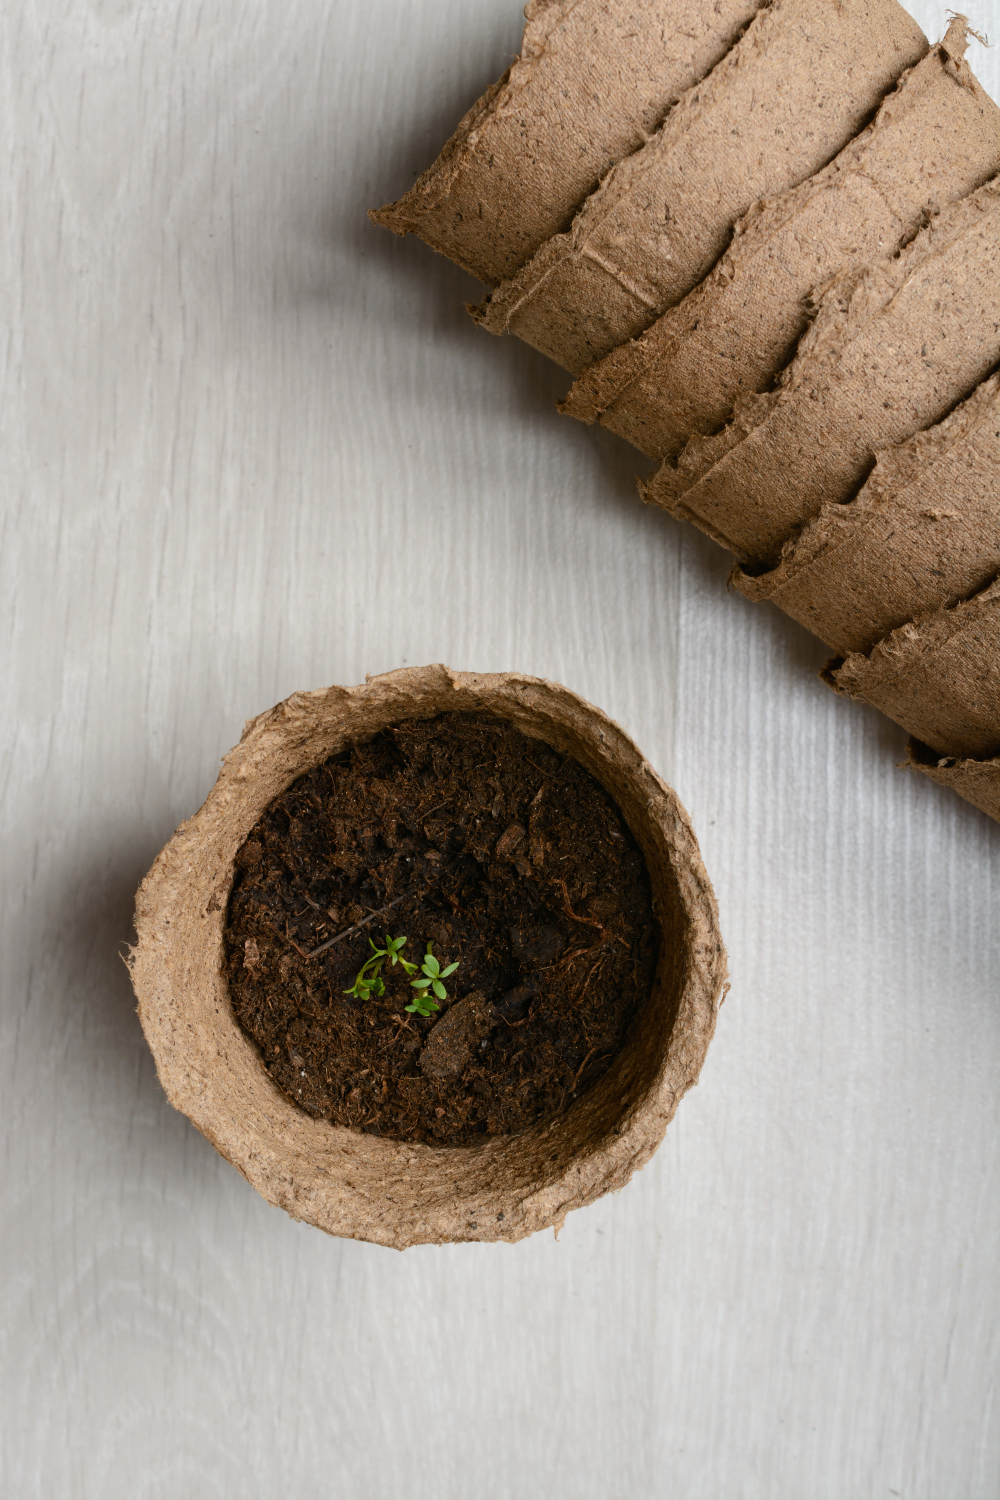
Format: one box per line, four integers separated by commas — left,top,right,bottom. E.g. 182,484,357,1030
2,3,997,1496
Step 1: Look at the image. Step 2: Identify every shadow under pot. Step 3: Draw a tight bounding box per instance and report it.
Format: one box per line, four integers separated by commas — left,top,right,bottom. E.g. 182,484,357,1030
128,664,727,1248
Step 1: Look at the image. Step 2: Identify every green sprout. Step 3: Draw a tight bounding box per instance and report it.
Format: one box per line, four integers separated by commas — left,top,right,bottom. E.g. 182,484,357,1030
405,942,460,1018
344,933,417,1001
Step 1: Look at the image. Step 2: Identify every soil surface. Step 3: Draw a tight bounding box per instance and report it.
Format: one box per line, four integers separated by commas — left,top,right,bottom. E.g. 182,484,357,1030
223,713,658,1146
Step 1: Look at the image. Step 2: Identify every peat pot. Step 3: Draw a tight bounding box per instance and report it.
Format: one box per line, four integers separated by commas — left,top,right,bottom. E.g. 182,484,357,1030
128,665,727,1247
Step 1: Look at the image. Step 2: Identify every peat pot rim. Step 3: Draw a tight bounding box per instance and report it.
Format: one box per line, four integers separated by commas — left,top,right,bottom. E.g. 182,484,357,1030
129,664,727,1248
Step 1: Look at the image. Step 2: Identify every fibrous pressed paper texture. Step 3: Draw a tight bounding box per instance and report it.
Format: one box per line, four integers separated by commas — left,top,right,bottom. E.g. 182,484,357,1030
830,575,1000,759
370,0,764,287
733,372,1000,653
906,739,1000,824
471,0,927,373
128,666,727,1249
644,175,1000,566
562,20,1000,459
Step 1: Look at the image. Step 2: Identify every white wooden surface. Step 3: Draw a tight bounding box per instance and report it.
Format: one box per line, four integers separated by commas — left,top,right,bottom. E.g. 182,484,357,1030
2,3,998,1496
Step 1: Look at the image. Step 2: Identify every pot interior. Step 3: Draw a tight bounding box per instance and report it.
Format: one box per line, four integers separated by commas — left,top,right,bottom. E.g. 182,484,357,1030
133,668,715,1246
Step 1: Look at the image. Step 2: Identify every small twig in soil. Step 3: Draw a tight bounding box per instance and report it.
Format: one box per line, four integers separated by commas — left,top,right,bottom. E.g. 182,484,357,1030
303,893,410,958
568,1047,597,1095
552,880,597,928
390,1015,415,1044
418,792,455,820
527,758,560,779
303,857,464,959
263,919,310,959
552,879,630,950
549,944,595,975
574,951,609,1008
552,878,606,934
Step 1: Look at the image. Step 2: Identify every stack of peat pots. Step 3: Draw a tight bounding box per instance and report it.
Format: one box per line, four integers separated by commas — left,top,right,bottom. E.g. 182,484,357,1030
373,2,1000,825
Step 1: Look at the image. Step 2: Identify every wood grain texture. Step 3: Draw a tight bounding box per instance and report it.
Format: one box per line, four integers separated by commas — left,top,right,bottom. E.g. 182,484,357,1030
0,3,997,1497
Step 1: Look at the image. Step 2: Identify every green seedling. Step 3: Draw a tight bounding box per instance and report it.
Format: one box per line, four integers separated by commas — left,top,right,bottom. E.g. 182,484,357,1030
344,932,417,1001
382,934,418,975
405,942,460,1018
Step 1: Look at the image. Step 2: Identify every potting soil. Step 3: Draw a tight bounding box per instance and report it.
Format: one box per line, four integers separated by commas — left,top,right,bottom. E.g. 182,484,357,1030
223,713,658,1145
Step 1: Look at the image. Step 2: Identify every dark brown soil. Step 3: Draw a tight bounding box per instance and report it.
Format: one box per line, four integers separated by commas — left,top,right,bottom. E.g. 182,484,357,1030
223,713,658,1146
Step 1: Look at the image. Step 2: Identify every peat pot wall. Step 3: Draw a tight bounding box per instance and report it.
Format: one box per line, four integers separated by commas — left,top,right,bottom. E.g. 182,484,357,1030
128,665,727,1248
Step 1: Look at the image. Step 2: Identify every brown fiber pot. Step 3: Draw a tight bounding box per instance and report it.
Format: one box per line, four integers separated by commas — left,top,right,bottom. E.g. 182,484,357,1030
128,665,727,1248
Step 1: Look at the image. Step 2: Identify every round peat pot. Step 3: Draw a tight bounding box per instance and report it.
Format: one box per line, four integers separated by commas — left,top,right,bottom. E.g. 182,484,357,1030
129,665,726,1247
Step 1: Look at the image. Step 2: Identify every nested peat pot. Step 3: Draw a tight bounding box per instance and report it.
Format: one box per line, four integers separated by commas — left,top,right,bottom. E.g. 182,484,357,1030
129,666,726,1248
